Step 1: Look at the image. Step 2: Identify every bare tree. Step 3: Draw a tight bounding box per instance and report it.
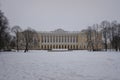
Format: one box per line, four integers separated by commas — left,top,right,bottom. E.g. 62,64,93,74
92,24,100,51
86,26,94,51
118,24,120,51
85,20,120,52
11,25,22,51
106,21,117,51
100,21,110,51
23,28,36,52
111,21,120,51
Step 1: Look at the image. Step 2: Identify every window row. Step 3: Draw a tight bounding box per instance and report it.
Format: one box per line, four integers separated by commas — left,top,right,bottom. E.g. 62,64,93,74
41,36,78,43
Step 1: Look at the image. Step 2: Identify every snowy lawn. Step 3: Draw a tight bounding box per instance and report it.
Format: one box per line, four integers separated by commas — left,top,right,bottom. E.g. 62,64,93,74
0,50,120,80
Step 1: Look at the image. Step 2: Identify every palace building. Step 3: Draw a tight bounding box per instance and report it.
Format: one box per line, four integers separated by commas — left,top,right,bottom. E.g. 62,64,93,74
39,29,80,50
18,29,103,50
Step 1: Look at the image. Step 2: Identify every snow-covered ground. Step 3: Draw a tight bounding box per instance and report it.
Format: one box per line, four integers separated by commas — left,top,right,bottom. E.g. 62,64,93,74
0,50,120,80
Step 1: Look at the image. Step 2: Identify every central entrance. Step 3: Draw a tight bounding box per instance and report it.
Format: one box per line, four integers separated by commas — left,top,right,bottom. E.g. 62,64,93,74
41,44,78,50
52,45,68,50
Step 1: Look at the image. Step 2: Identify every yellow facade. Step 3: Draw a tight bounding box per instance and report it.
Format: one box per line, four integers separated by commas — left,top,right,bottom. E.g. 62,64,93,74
18,29,103,50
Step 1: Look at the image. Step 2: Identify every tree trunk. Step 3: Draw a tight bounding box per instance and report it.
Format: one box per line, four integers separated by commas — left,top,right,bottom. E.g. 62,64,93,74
16,32,19,52
24,42,28,53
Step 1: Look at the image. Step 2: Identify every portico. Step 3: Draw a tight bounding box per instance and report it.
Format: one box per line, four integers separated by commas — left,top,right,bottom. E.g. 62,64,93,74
39,29,79,50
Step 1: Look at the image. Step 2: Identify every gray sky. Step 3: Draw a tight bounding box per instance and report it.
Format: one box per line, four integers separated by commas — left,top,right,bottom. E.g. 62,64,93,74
1,0,120,31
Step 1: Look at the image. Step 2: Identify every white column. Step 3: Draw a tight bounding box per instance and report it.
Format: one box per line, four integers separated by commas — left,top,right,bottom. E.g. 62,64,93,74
58,36,60,43
47,36,48,43
52,36,53,43
72,36,73,43
49,36,50,43
68,36,70,43
46,36,47,43
68,36,69,43
75,36,76,43
61,36,62,43
44,36,46,43
65,36,67,43
65,36,66,43
43,36,45,43
65,36,66,42
44,35,46,43
59,36,62,43
63,36,65,43
76,36,78,43
67,36,69,43
66,36,68,43
55,36,56,43
42,36,43,43
47,36,49,43
70,36,72,43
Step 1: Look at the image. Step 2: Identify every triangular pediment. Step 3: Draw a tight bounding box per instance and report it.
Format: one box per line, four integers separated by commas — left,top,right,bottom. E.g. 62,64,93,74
54,28,65,32
51,28,67,33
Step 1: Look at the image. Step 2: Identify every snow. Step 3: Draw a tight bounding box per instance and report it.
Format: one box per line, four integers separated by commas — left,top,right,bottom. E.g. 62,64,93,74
0,50,120,80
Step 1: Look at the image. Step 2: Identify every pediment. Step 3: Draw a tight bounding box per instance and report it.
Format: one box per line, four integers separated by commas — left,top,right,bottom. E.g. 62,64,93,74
51,28,67,33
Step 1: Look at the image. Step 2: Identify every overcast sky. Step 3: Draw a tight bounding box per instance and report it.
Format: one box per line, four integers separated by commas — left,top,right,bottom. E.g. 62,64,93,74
1,0,120,31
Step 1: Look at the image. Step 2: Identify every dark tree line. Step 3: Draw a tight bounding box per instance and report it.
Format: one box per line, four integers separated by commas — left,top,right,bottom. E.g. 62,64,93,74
0,9,37,52
86,20,120,51
0,10,11,51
